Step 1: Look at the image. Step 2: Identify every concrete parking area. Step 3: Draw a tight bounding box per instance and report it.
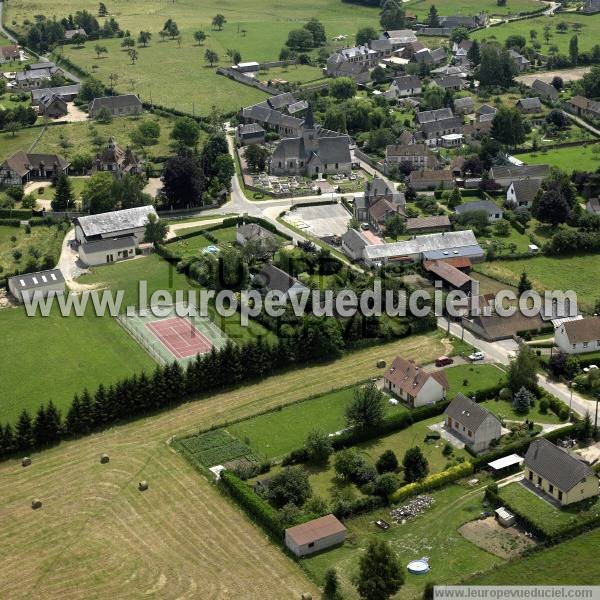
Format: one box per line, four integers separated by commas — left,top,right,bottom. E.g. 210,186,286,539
283,202,351,238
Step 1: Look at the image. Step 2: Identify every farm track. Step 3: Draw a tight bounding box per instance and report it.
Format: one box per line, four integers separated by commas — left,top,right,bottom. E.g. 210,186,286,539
0,334,445,599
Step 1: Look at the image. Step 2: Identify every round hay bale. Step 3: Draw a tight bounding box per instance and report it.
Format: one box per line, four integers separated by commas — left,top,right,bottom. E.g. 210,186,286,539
138,480,148,491
22,457,32,467
301,595,313,600
376,359,386,369
31,498,42,510
100,454,109,464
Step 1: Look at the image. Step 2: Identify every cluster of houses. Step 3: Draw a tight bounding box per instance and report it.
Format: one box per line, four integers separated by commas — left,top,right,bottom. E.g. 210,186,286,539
0,137,143,187
6,61,64,91
238,95,353,178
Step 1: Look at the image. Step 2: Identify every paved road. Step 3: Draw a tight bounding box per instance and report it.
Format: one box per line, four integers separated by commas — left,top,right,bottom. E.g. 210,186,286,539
563,111,600,137
439,317,598,419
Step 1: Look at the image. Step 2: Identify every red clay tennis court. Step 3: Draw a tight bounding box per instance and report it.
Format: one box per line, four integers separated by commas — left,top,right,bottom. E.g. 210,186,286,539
146,316,213,360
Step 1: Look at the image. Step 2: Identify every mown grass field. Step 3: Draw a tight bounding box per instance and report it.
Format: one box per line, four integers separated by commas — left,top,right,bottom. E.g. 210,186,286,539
474,255,600,314
473,13,600,55
517,144,600,174
0,224,64,275
0,303,155,424
481,397,563,424
471,527,600,585
0,333,448,599
0,127,40,162
303,483,502,600
445,363,506,398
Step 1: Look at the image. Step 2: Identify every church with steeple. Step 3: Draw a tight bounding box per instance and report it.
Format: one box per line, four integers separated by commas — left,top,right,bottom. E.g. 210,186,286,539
269,106,352,177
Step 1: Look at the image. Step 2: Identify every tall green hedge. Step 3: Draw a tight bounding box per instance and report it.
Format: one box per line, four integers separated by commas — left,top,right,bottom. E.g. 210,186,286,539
220,470,283,539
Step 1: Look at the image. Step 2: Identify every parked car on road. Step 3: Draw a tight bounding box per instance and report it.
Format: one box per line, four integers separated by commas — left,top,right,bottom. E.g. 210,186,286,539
469,351,485,362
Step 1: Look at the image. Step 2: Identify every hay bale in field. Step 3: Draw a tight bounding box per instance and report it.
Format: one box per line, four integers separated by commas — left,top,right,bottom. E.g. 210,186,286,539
301,594,312,600
31,498,42,509
22,457,31,467
138,480,148,491
376,359,386,368
100,454,109,464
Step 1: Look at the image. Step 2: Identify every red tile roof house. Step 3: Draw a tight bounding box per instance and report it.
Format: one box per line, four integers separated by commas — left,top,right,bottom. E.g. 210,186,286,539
284,514,346,557
384,356,448,408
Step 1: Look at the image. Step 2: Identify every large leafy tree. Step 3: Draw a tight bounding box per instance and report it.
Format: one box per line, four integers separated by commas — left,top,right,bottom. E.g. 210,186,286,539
507,345,538,393
380,0,406,30
491,107,526,147
356,539,404,600
533,189,571,226
161,150,206,208
267,466,312,508
143,213,168,244
402,446,429,482
82,172,117,214
170,116,201,148
346,382,386,430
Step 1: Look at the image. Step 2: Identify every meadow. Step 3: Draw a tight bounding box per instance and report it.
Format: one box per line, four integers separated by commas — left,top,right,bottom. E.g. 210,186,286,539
0,333,448,599
517,144,600,174
8,0,388,115
474,255,600,314
404,0,542,19
473,13,600,55
480,397,563,424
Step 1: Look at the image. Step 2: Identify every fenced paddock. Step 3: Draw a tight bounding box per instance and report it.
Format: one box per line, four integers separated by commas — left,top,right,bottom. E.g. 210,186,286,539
116,303,229,365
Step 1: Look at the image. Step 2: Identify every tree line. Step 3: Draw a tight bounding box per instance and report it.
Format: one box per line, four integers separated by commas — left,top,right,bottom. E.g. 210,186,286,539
0,326,367,458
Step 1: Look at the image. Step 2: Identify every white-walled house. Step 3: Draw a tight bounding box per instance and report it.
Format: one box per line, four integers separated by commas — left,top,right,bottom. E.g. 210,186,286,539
444,394,502,453
78,236,137,266
383,355,448,407
506,179,542,209
74,206,157,245
555,318,600,354
524,438,598,506
8,269,65,303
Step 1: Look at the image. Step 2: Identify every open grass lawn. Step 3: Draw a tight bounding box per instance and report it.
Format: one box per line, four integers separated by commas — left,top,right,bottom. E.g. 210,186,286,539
0,224,64,275
518,144,600,174
258,64,324,84
228,386,365,459
499,482,600,538
474,255,600,314
471,527,600,585
477,223,533,254
167,233,213,258
481,397,563,424
0,304,155,425
34,114,176,160
303,483,502,599
445,363,507,399
0,332,457,599
473,14,600,55
77,253,274,344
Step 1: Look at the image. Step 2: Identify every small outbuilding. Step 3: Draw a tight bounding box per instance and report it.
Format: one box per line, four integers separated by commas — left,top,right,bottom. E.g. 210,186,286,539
285,514,346,557
495,506,516,527
8,268,65,303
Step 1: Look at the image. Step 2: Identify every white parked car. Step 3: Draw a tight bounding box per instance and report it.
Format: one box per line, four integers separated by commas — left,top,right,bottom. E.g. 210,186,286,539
469,351,485,362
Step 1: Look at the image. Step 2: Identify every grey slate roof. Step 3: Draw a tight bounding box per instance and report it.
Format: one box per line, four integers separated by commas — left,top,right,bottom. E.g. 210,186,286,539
445,393,497,432
509,178,542,203
341,229,369,253
2,151,70,177
532,79,559,100
8,268,64,290
393,75,421,91
255,263,307,295
75,205,157,238
525,438,595,492
455,200,501,215
287,100,308,114
31,84,80,103
491,164,550,181
237,223,274,242
454,96,475,111
433,75,465,89
238,123,265,135
417,107,454,124
517,97,542,111
89,94,142,112
81,236,136,253
267,93,297,110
